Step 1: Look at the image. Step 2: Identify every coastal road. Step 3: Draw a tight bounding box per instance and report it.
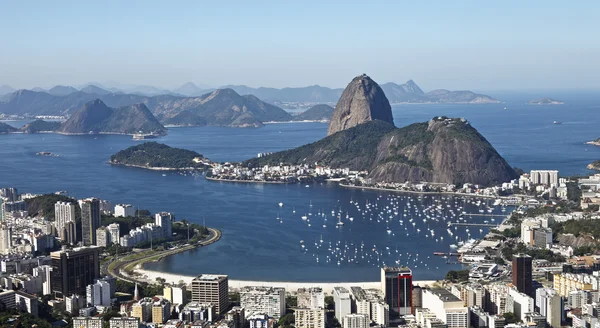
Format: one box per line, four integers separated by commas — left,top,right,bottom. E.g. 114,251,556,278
105,227,221,285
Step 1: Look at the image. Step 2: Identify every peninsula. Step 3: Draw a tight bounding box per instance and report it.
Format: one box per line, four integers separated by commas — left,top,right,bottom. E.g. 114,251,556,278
586,138,600,146
243,74,517,187
527,98,564,105
588,160,600,171
110,142,211,170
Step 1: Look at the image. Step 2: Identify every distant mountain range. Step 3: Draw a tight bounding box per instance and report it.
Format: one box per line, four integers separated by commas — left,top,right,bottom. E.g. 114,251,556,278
0,79,499,105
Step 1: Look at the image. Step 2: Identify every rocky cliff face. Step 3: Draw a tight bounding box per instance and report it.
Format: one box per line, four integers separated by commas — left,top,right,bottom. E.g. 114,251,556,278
250,117,517,187
368,117,517,186
327,74,394,136
59,99,166,134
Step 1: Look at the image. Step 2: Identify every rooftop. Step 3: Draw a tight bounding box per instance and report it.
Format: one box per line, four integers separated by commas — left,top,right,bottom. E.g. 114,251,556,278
193,274,228,282
426,288,462,303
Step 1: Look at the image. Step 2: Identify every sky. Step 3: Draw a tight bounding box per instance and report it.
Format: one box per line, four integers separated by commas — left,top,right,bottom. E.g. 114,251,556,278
1,0,599,91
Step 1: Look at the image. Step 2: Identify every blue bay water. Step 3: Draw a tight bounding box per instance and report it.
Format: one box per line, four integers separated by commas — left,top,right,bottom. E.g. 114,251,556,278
1,98,599,282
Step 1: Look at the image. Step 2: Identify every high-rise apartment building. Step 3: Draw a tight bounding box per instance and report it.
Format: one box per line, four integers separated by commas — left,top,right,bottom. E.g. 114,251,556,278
50,246,101,298
295,308,325,328
342,314,369,328
297,287,325,309
333,287,351,320
164,283,187,305
55,201,76,242
155,212,173,240
114,204,136,218
191,274,229,314
381,266,413,316
0,225,12,255
132,297,153,323
240,286,286,319
512,254,533,295
96,227,110,247
107,223,120,246
81,198,100,246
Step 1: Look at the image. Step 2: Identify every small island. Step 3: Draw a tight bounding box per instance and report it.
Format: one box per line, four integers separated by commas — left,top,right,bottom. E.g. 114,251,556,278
588,160,600,171
527,98,564,105
36,151,58,157
110,142,211,170
586,138,600,146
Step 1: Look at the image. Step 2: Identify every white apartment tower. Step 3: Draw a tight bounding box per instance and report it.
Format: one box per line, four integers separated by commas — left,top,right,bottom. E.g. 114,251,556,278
333,287,351,321
55,201,76,241
240,286,286,319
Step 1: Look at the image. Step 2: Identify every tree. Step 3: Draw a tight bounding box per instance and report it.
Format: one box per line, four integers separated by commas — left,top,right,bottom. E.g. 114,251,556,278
445,269,470,283
278,313,295,327
503,312,520,324
286,296,297,308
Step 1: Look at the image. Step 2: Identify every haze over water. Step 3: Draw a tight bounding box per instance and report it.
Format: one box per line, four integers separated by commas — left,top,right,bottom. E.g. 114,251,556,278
1,98,599,282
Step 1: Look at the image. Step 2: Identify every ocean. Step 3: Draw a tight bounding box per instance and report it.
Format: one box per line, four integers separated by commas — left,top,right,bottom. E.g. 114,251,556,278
1,97,599,282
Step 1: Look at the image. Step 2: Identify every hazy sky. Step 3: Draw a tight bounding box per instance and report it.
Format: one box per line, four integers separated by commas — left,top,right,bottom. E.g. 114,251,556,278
1,1,599,91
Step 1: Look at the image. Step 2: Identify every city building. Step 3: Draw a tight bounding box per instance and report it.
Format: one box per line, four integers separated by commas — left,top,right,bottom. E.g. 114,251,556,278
96,226,110,247
107,223,120,246
180,302,214,323
333,287,351,321
152,296,171,324
349,287,371,317
132,297,153,323
0,290,15,310
248,313,273,328
342,314,369,328
66,294,86,314
164,283,187,305
295,307,325,328
297,287,325,309
535,288,563,328
464,284,486,308
507,288,535,323
15,291,38,317
0,225,12,255
50,246,101,298
86,279,112,306
191,274,229,314
512,254,533,295
533,228,552,249
114,204,136,218
422,288,469,328
81,198,100,246
530,170,559,186
226,306,247,328
370,301,390,326
0,187,18,202
155,212,173,240
381,266,412,316
55,201,76,242
240,286,286,319
553,273,595,297
72,317,104,328
109,317,140,328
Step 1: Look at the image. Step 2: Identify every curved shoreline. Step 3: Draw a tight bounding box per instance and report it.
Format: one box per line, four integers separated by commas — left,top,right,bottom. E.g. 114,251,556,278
108,227,221,284
134,268,438,293
108,162,206,171
206,176,289,184
339,183,504,199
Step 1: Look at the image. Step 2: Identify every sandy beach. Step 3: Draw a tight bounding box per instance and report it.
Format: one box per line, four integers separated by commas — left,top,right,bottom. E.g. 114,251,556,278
136,269,438,294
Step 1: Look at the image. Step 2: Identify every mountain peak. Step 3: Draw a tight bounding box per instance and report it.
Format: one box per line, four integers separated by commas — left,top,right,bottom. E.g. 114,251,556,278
327,74,394,136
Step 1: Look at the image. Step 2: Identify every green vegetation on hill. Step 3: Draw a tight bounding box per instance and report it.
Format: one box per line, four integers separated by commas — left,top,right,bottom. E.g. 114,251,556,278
445,269,470,282
552,219,600,241
19,119,62,133
25,194,80,221
0,122,17,133
294,104,334,121
244,120,397,170
110,142,208,169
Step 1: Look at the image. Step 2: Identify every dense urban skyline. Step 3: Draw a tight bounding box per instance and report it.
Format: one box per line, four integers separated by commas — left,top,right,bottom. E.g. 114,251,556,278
1,1,599,91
